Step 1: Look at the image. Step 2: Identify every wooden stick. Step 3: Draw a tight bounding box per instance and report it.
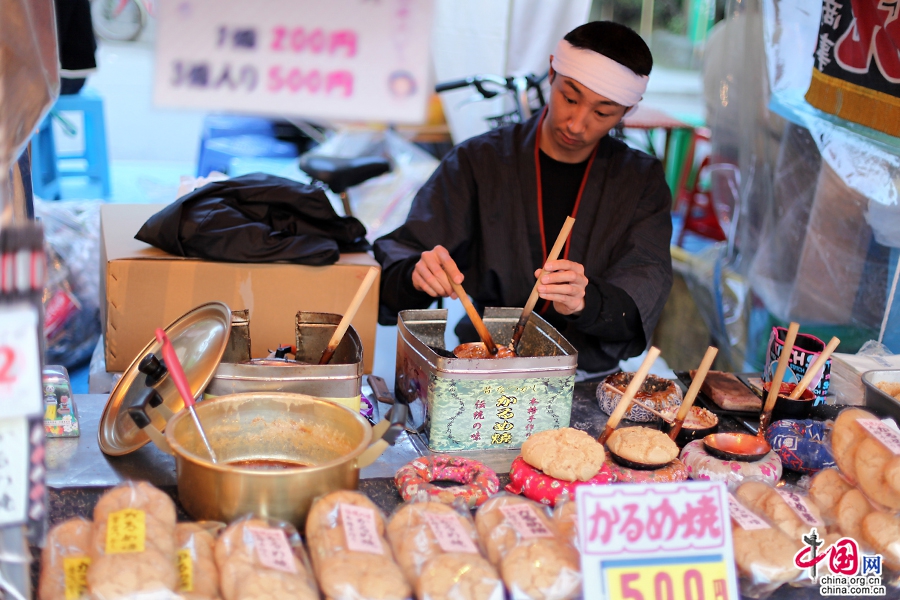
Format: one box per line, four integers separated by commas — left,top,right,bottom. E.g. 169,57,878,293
669,346,718,440
789,336,840,399
319,267,379,364
598,347,661,444
511,216,576,350
759,322,800,435
602,383,673,423
445,268,498,355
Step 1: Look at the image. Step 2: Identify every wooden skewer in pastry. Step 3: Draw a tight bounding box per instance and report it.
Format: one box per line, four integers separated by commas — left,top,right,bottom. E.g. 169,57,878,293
319,267,379,364
510,216,576,351
597,346,661,445
442,263,499,355
788,336,840,399
669,346,718,440
758,321,800,435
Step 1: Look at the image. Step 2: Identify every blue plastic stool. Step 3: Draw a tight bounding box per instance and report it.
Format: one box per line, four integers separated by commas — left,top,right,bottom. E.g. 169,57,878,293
198,134,298,177
197,115,276,176
30,88,111,199
30,119,61,200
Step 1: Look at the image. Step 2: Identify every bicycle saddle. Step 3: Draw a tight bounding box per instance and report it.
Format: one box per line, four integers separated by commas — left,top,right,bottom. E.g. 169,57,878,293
298,155,391,194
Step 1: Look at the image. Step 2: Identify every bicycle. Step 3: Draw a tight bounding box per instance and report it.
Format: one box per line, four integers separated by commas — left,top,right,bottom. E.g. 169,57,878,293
91,0,153,42
435,72,549,127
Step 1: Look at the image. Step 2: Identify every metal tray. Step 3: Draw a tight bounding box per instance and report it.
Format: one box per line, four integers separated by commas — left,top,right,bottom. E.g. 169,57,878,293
861,370,900,423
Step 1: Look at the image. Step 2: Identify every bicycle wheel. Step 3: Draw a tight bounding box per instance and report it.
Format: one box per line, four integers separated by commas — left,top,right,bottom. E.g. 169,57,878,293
91,0,147,42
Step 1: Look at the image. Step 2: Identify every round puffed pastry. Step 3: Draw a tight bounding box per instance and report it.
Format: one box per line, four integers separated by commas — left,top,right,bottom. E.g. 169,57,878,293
808,468,853,521
214,519,313,600
734,481,827,541
855,437,900,510
831,408,876,484
552,501,578,548
731,520,802,585
38,518,93,600
861,511,900,571
834,489,872,543
305,489,386,544
475,495,558,566
417,553,504,600
520,428,605,482
886,458,900,495
175,523,221,600
88,495,179,600
315,551,413,600
606,426,679,466
500,539,581,600
386,502,480,583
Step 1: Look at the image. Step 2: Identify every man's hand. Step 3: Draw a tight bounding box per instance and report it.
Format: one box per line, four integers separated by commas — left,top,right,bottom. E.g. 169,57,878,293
412,245,463,298
535,259,587,315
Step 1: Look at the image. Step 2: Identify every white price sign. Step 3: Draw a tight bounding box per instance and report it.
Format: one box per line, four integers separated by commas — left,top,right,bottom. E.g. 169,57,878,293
0,303,43,419
153,0,435,123
0,416,30,526
577,481,739,600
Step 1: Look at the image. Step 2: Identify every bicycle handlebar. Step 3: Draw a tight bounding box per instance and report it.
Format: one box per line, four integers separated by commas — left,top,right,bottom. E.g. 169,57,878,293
434,79,472,93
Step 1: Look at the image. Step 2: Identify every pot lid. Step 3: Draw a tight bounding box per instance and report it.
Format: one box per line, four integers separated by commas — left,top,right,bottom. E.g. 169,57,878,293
99,302,232,456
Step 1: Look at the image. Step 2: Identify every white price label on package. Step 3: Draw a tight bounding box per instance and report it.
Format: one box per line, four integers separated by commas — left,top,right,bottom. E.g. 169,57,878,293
0,416,30,526
0,303,42,419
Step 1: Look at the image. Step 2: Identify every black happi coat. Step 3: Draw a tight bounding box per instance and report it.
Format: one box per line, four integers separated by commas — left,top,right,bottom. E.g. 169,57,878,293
374,113,673,373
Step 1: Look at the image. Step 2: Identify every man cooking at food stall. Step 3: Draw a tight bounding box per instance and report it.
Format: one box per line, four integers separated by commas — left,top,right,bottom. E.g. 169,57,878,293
374,21,673,377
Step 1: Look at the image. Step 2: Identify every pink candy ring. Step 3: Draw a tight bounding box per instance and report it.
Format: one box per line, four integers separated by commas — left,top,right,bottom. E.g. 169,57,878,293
505,456,614,506
605,457,689,484
395,455,499,508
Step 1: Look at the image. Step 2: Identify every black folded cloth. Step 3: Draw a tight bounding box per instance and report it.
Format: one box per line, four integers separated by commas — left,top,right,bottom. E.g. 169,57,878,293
135,173,370,265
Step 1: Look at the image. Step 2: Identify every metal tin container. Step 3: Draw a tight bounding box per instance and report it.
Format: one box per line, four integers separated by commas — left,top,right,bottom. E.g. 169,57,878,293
208,312,363,411
861,370,900,422
396,307,577,452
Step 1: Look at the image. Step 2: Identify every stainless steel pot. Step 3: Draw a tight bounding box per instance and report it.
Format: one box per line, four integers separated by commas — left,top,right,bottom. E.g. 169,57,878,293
128,390,405,526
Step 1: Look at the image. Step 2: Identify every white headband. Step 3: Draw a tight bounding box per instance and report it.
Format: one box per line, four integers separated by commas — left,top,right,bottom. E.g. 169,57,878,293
551,39,648,108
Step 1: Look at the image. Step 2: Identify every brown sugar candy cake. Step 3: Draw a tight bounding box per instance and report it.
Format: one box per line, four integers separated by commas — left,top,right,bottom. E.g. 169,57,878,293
854,437,900,509
831,407,876,483
521,427,605,482
215,518,317,600
606,426,679,466
87,482,179,600
305,490,411,600
175,523,221,600
38,518,93,600
861,511,900,571
386,502,502,600
475,495,580,600
731,520,802,585
807,468,853,521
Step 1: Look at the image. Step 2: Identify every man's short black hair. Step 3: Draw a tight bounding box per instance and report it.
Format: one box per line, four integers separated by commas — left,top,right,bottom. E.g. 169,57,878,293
564,21,652,77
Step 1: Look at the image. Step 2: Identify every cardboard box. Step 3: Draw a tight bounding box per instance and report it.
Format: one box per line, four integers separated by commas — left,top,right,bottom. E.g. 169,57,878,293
100,204,380,373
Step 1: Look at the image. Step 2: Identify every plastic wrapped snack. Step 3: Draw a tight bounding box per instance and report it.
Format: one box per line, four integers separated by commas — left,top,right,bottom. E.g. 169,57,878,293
305,490,412,600
176,522,225,600
551,499,578,549
474,494,580,600
386,500,502,600
733,481,832,543
214,516,317,600
38,518,93,600
87,481,179,600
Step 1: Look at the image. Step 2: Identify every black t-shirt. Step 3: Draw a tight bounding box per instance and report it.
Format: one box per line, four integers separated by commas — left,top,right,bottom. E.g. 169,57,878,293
537,149,642,346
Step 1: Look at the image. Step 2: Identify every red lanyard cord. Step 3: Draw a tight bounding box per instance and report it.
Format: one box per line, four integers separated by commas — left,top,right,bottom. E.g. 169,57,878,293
534,108,599,263
533,108,600,314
